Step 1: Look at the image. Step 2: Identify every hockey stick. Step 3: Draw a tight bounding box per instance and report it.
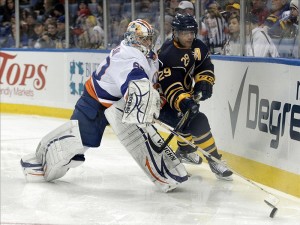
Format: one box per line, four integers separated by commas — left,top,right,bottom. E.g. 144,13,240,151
154,119,280,218
158,110,191,151
158,93,202,151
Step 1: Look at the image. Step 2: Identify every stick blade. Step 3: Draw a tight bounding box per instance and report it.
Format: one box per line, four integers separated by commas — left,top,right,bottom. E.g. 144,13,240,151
270,207,278,218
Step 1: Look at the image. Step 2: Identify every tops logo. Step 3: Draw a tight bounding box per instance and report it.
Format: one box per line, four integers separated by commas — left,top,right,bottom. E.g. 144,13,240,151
0,52,47,90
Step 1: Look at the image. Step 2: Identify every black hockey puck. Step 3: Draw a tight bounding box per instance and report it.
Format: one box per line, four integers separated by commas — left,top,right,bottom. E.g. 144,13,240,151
270,207,278,218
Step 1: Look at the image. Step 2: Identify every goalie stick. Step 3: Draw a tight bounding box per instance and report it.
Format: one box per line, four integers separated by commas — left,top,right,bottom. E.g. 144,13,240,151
154,119,280,218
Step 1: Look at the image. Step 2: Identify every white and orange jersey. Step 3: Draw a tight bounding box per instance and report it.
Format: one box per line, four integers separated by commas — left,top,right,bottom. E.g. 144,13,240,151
85,41,158,108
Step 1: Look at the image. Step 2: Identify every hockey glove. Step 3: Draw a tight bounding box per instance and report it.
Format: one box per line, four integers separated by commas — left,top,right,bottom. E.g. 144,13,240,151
194,81,213,101
179,98,199,116
194,75,215,101
147,50,157,60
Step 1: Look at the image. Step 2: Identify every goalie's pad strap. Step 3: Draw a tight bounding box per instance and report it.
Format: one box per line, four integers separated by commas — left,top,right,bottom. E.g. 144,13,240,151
35,120,85,181
105,99,188,192
122,79,160,125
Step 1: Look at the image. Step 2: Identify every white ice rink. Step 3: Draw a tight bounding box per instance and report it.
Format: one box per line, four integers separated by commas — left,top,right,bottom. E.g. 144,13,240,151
1,114,300,225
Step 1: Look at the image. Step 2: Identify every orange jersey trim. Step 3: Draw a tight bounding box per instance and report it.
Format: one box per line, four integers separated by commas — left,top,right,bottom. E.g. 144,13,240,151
85,77,112,108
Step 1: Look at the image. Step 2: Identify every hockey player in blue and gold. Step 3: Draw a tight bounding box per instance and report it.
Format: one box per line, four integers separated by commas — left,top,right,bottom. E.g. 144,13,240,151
158,14,233,180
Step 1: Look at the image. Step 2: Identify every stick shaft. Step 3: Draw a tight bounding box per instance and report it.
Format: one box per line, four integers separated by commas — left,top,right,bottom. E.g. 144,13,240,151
158,110,190,151
155,119,279,200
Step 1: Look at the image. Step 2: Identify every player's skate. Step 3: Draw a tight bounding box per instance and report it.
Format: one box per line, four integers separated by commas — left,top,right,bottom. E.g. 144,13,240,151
175,147,202,165
208,155,233,181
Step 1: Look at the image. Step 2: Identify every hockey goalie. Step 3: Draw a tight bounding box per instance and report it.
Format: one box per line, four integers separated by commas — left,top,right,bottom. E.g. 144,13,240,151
20,19,188,192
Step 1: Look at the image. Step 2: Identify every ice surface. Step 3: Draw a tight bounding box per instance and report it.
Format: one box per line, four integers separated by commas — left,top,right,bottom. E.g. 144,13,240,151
1,114,300,225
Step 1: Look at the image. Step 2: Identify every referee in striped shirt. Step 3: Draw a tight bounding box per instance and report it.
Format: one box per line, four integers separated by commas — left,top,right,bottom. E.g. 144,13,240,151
202,1,229,54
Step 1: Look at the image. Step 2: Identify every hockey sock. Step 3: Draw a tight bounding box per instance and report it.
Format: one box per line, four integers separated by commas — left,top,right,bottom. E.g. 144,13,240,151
176,133,195,153
193,131,221,160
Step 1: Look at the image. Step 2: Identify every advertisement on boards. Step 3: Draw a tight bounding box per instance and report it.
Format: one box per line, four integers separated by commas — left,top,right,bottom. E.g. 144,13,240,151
65,52,107,105
0,51,66,107
0,50,108,108
202,59,300,175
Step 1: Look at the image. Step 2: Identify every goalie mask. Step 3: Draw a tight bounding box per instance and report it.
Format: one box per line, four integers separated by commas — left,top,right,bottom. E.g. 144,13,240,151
124,19,155,55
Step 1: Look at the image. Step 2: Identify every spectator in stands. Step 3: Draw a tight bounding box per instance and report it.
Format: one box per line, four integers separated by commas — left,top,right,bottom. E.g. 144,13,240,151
246,13,279,57
53,3,65,18
89,0,103,19
225,2,240,16
281,0,299,38
222,14,241,55
175,1,208,42
32,0,45,17
277,0,299,58
72,4,91,48
77,0,90,17
221,2,240,23
26,11,38,41
93,25,104,49
224,0,239,9
2,0,15,26
42,0,59,21
38,21,58,48
154,14,173,52
166,0,180,16
78,15,103,49
290,0,299,58
265,0,290,38
175,0,194,15
203,1,229,54
32,21,45,47
56,15,68,48
43,15,56,32
250,0,270,25
74,1,91,29
2,22,29,48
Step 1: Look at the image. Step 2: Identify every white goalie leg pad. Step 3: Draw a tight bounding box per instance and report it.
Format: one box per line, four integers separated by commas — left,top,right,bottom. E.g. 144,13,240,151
37,120,85,181
122,79,160,125
21,120,86,182
105,99,188,192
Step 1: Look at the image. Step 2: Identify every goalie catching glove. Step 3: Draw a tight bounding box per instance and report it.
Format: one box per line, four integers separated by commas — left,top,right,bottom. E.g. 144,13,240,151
122,79,160,125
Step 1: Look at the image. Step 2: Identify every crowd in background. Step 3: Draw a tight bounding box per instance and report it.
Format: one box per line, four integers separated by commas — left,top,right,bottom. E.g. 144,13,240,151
0,0,299,58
